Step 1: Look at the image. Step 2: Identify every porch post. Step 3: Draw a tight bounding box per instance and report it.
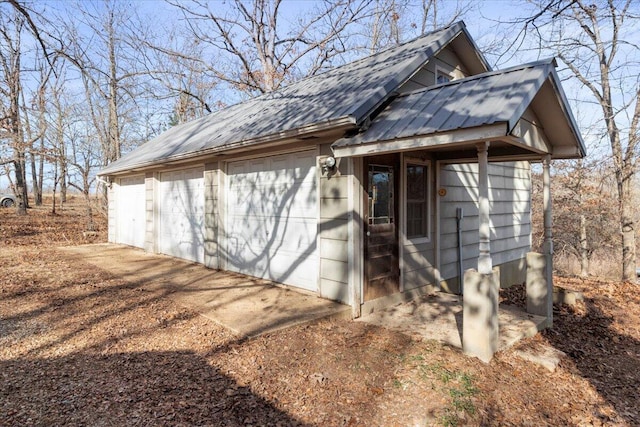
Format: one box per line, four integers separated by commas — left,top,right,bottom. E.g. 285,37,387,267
526,155,554,327
463,141,498,363
477,141,492,274
543,155,554,327
542,155,554,263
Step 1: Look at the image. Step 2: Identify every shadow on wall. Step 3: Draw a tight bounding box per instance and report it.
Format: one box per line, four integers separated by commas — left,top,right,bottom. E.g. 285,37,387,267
222,158,320,290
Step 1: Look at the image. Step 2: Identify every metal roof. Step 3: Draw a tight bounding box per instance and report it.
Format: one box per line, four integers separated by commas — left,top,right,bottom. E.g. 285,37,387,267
101,22,477,175
332,59,587,158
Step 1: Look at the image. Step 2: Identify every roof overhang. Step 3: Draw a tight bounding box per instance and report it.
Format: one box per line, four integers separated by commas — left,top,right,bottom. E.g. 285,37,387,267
100,116,357,176
332,60,586,162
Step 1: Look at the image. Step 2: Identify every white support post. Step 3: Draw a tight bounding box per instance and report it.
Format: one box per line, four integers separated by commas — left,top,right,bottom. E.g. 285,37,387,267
526,154,554,328
543,155,553,258
463,141,499,363
542,154,554,327
477,142,492,275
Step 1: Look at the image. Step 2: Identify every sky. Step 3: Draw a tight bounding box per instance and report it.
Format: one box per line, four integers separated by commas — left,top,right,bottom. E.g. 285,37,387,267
1,0,637,191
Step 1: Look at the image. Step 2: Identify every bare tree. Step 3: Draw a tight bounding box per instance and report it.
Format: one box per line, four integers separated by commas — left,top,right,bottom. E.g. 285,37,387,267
165,0,374,96
365,0,473,52
543,160,619,277
58,0,150,165
0,8,29,214
520,0,640,281
46,65,75,208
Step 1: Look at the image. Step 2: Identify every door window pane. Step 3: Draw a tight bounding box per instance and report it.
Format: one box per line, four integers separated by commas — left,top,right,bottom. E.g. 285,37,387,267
369,165,394,225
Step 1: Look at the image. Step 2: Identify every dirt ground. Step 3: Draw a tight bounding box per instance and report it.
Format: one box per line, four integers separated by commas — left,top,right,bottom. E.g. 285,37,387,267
1,200,639,426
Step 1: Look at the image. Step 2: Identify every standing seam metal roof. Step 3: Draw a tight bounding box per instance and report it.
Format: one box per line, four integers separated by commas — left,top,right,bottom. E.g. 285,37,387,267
100,22,472,175
332,60,559,148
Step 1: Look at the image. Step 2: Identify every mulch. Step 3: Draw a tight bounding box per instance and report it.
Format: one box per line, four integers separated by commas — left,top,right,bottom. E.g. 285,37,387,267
1,202,638,426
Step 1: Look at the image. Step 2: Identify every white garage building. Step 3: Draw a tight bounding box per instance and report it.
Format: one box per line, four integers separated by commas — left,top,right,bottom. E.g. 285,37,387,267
101,21,585,337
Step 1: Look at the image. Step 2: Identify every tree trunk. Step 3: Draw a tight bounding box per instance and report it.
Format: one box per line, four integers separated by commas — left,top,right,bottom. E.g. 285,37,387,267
30,151,42,205
620,178,636,281
579,212,589,277
13,157,28,215
107,10,121,163
60,160,67,203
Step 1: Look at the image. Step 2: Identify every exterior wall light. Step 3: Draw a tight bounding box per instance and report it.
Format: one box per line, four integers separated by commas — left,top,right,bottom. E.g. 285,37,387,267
322,156,337,174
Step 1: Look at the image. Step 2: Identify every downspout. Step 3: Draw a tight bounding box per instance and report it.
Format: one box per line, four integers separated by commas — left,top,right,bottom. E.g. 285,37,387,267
456,207,464,295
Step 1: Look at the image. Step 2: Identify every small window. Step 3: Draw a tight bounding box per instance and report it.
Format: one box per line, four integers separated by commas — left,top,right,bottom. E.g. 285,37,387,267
435,66,453,85
405,162,429,240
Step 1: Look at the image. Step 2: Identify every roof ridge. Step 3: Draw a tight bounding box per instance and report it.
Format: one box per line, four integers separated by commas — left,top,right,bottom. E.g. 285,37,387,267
204,22,467,109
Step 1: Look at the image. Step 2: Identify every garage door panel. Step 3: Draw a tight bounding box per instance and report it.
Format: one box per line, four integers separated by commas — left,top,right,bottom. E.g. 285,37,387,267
228,216,316,254
159,167,204,264
116,175,146,248
226,151,318,291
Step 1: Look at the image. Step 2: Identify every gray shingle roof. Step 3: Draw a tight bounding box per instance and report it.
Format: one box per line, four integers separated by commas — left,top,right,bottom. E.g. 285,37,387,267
101,22,472,175
332,59,586,157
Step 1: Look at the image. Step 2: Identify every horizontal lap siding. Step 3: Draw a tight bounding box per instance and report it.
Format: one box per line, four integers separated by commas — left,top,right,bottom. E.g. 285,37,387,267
403,245,437,290
399,47,470,94
439,161,531,281
319,162,350,304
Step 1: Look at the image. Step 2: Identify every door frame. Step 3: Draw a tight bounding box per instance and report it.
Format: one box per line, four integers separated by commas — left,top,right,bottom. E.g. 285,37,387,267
363,153,400,301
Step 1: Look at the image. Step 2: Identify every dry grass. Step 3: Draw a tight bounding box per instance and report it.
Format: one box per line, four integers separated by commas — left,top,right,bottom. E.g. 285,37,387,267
554,251,623,280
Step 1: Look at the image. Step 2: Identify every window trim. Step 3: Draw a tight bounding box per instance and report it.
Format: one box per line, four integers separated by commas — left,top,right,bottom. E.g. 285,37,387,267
435,65,454,85
403,157,431,244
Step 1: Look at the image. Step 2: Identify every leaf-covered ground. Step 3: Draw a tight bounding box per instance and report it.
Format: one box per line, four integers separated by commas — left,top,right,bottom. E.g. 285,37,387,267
1,200,638,426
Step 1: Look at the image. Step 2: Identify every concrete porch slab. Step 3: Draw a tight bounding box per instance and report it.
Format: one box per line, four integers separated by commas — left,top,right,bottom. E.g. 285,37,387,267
357,292,546,351
60,244,350,338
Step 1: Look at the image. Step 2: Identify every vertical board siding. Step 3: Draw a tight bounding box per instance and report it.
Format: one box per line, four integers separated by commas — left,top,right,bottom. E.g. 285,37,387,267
144,172,155,252
108,184,116,242
204,163,219,269
318,151,350,304
439,161,531,282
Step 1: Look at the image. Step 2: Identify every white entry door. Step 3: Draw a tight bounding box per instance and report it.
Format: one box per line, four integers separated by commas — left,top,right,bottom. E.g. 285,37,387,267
159,167,205,263
116,175,146,248
226,151,318,291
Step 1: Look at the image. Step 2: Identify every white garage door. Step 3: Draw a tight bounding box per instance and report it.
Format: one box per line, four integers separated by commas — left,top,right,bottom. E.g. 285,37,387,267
159,167,205,263
116,175,146,248
226,151,318,291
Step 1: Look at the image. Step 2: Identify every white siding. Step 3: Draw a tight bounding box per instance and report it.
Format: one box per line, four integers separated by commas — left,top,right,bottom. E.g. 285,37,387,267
319,152,350,303
225,151,318,291
439,161,531,281
399,46,470,93
114,175,146,248
158,167,205,263
401,157,437,291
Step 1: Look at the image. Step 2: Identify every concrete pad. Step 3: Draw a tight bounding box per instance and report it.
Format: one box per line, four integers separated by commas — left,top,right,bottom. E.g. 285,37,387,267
358,293,546,352
60,244,350,338
513,345,566,372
